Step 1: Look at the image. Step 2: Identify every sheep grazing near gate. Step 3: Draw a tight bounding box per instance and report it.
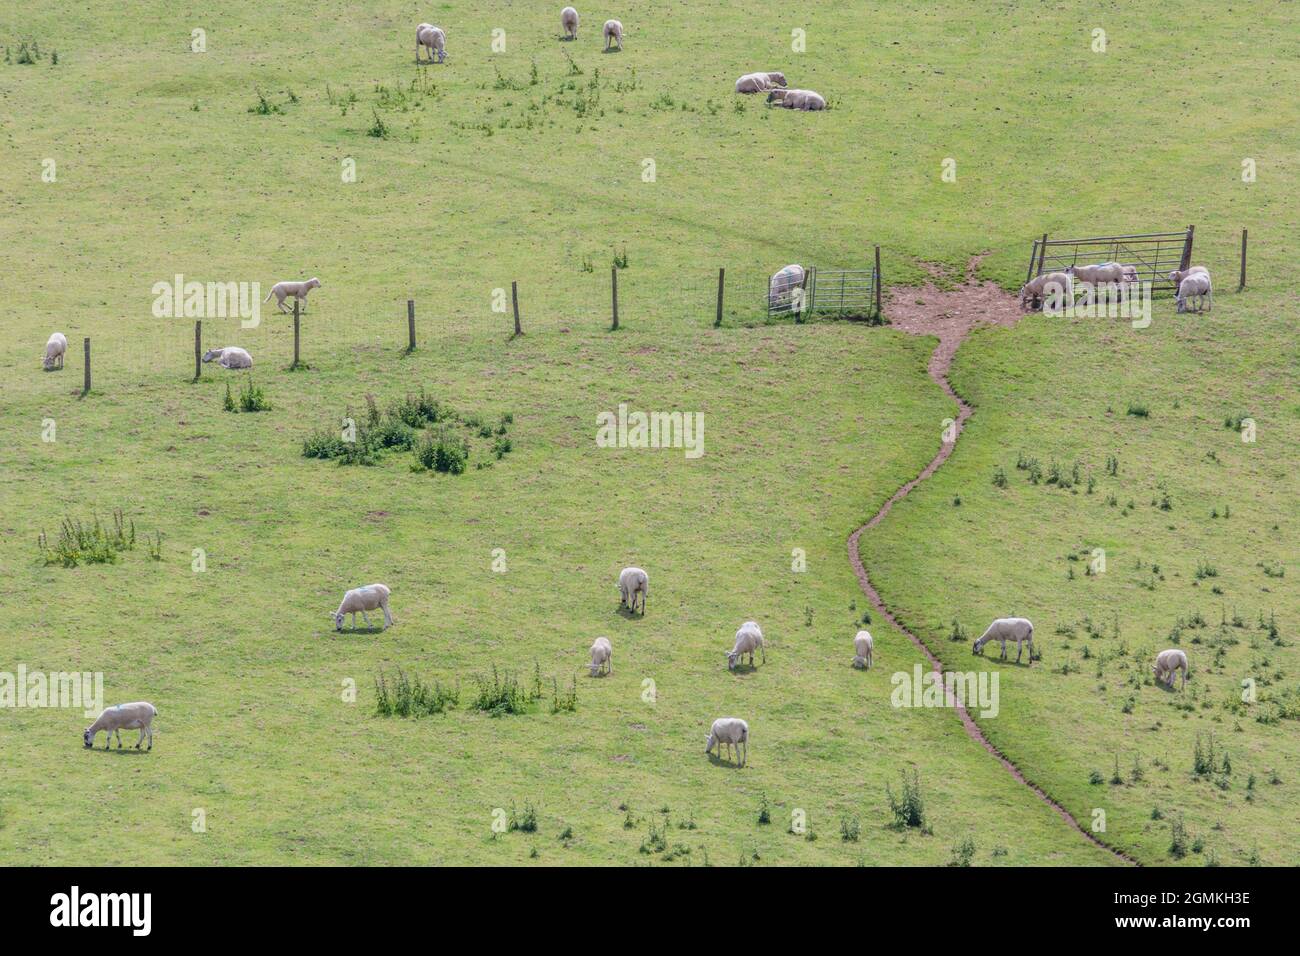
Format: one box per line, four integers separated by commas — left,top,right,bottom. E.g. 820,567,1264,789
202,346,253,369
1176,272,1212,313
735,71,786,94
589,636,612,677
1065,262,1128,305
727,621,766,670
1167,265,1209,287
618,566,648,614
767,88,826,111
853,630,874,669
560,7,579,40
603,19,623,51
1153,648,1189,689
84,702,157,751
1019,271,1074,310
769,264,805,307
416,24,446,63
972,617,1035,663
705,717,749,766
332,583,393,631
264,277,321,313
43,332,67,371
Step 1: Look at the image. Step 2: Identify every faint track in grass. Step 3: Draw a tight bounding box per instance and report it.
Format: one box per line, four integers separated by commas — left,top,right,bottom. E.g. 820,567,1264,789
846,254,1138,865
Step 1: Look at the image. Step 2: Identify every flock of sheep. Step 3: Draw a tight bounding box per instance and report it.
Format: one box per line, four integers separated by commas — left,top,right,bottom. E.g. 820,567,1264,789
1020,263,1213,314
418,9,624,62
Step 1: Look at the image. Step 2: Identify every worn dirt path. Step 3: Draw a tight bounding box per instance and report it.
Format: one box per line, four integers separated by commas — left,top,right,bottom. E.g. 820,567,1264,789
847,255,1137,864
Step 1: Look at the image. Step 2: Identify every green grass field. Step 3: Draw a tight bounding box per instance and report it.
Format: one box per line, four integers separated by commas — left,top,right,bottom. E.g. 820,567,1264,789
0,1,1294,865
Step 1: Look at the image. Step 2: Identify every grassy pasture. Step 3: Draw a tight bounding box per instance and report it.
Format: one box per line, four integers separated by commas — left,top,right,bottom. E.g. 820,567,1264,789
0,0,1295,865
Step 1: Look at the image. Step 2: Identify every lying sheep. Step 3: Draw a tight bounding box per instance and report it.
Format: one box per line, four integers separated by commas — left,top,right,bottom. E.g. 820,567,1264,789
735,71,786,94
727,621,766,671
264,277,321,313
1153,648,1189,689
332,583,393,631
618,566,648,614
589,636,612,677
603,19,623,51
972,617,1035,663
83,702,157,751
561,6,579,40
202,346,253,369
852,629,874,669
43,332,67,371
1167,265,1209,287
416,24,446,63
705,717,749,766
766,88,826,111
1176,272,1212,313
769,264,805,307
1019,271,1074,310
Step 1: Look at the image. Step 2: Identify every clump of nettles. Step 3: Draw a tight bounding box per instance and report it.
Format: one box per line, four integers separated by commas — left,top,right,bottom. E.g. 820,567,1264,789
223,379,270,413
886,769,929,832
303,388,513,474
38,510,151,568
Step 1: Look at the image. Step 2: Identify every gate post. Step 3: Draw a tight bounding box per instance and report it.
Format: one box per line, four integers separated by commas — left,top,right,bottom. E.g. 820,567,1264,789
1180,225,1194,271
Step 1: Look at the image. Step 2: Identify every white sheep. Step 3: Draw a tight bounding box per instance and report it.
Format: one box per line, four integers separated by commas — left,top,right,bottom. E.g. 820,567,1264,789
1019,271,1074,309
561,7,579,40
264,278,321,313
1176,272,1213,313
1152,648,1189,689
618,566,648,615
201,346,253,369
589,636,612,677
83,702,157,751
766,88,826,111
603,19,623,51
332,583,393,631
735,72,786,94
769,263,805,307
416,24,446,63
972,617,1035,663
852,629,874,669
43,332,68,371
1064,262,1128,305
1167,265,1209,287
705,717,749,766
727,621,766,671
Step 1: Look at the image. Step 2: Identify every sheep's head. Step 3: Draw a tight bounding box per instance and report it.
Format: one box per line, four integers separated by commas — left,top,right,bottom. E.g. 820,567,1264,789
766,90,783,104
770,72,787,87
972,639,981,655
202,348,221,363
704,733,716,753
82,728,93,748
43,354,56,370
726,651,739,670
1063,265,1078,277
589,661,600,677
308,277,321,289
332,611,345,631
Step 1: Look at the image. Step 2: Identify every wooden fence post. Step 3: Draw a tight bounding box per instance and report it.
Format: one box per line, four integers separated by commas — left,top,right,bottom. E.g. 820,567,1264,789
292,299,301,368
874,245,883,318
512,281,521,335
714,267,725,328
407,299,416,352
1036,233,1048,276
611,267,619,330
82,337,91,394
1180,224,1195,271
1238,228,1247,291
194,320,202,381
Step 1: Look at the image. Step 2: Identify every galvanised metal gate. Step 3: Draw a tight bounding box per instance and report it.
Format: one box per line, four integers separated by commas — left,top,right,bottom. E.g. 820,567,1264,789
767,247,883,320
1026,226,1194,291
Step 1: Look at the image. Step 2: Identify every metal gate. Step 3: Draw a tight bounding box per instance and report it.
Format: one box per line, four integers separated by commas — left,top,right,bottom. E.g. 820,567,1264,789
1026,226,1194,291
767,248,882,320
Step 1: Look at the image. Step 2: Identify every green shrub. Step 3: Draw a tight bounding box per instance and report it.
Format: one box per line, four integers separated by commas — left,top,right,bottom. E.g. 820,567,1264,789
885,770,927,830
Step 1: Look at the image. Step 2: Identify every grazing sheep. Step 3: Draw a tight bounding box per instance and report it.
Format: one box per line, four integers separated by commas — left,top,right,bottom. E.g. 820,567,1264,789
332,583,393,631
766,88,826,111
727,621,766,671
561,6,579,40
1153,648,1189,689
589,636,612,677
852,629,874,669
768,263,805,307
603,19,623,51
43,332,67,371
972,617,1035,663
1065,262,1129,305
83,702,157,751
1019,271,1074,309
416,24,446,63
618,566,648,614
735,71,786,94
201,346,253,369
705,717,749,766
1167,265,1209,287
1176,272,1213,313
263,278,321,313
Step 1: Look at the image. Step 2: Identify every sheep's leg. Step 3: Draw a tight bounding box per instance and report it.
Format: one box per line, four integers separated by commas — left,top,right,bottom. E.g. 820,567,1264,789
136,728,145,749
382,603,393,627
1016,641,1023,663
115,728,123,749
361,609,373,628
